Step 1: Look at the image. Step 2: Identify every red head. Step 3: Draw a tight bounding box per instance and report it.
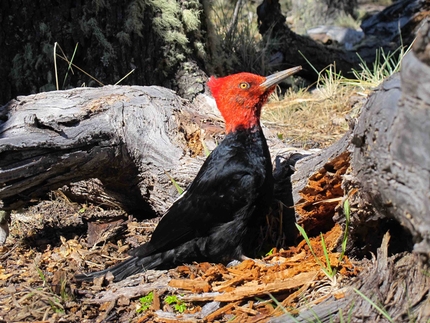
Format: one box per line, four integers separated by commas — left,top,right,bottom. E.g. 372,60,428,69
208,66,302,133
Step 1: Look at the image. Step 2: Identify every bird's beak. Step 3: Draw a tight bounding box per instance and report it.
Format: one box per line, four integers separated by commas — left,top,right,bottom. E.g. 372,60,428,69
260,66,302,90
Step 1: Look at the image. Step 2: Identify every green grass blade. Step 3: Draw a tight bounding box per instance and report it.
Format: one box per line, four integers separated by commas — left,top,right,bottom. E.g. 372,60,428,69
353,288,394,323
338,308,344,323
36,266,46,283
267,293,289,315
202,140,211,157
295,224,333,279
347,302,355,322
339,199,350,262
165,171,184,195
320,233,334,277
295,224,316,257
298,50,319,75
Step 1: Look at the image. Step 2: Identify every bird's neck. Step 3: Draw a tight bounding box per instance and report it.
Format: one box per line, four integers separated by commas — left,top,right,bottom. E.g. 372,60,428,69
225,124,266,145
222,106,262,134
225,118,260,134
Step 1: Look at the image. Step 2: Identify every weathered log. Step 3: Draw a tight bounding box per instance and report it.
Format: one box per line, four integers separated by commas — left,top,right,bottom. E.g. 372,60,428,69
270,20,430,323
360,0,429,44
351,25,430,257
0,86,208,215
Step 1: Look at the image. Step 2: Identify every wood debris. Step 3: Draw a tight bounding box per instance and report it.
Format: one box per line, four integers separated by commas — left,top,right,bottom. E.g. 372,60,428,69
1,194,359,322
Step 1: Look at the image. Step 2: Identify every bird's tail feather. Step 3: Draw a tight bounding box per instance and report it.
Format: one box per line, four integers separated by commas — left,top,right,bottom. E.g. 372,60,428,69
74,252,169,282
75,256,145,282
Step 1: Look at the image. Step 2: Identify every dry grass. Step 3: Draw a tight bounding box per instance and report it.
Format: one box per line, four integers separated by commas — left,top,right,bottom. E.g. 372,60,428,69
207,0,273,75
263,80,365,149
262,36,409,149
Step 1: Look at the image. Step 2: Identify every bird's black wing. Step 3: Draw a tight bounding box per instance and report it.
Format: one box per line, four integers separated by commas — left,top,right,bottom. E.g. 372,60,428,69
129,134,268,258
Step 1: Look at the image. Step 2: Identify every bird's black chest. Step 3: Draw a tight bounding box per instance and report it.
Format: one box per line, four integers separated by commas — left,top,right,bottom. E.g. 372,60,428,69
220,128,274,197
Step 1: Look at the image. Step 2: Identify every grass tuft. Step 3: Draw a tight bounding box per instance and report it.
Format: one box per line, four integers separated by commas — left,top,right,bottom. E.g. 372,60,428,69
350,44,412,89
295,224,336,280
295,199,350,282
264,41,411,148
339,199,350,262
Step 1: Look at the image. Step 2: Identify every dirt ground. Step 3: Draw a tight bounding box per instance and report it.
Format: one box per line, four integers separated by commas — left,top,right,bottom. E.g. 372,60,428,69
0,187,364,323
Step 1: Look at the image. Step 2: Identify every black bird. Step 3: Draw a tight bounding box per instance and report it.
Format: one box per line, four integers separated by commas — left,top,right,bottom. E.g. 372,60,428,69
75,66,302,282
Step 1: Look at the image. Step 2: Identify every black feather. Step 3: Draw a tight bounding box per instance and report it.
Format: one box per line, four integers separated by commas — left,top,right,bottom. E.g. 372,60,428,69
75,125,273,282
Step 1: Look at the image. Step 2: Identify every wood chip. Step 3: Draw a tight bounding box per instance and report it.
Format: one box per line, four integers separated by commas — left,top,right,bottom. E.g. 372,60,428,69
213,269,259,292
236,304,259,315
152,289,161,310
205,302,238,321
214,271,319,302
169,278,211,293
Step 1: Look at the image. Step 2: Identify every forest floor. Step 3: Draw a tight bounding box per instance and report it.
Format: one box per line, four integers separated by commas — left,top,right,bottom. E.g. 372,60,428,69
0,190,364,323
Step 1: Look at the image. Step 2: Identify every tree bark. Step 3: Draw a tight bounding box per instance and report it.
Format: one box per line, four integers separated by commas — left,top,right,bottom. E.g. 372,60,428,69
351,34,430,256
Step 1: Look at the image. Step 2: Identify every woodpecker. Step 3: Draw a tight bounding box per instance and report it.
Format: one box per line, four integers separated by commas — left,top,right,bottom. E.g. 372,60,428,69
75,66,302,282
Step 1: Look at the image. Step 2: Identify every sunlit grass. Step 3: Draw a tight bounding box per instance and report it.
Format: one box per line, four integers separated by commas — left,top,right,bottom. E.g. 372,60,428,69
263,40,411,149
263,83,357,148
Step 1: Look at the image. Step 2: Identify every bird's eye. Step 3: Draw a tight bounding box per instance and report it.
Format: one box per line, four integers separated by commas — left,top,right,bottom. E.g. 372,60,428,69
239,82,250,89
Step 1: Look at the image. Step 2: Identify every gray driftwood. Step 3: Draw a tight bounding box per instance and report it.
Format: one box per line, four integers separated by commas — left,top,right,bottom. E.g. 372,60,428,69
0,86,208,216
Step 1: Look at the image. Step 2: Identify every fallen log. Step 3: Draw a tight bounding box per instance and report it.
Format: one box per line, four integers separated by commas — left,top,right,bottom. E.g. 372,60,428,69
0,86,210,215
257,0,429,81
